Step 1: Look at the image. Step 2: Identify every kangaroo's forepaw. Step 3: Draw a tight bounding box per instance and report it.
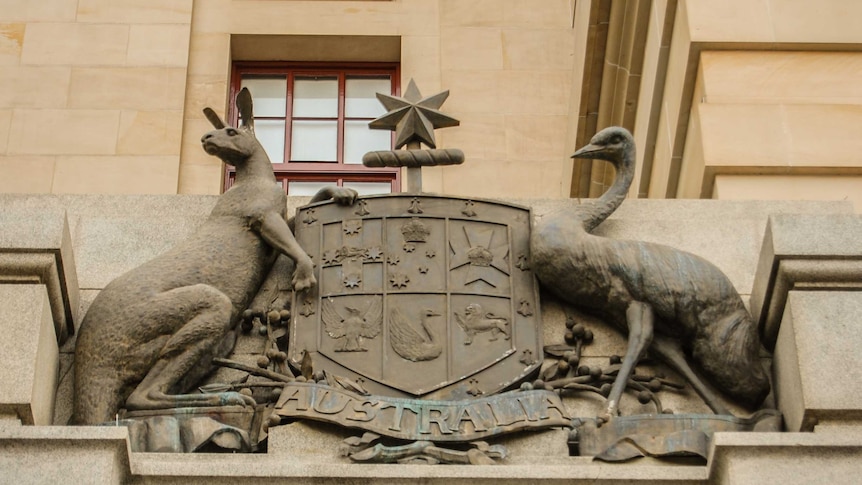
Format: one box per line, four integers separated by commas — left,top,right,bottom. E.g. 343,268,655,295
331,188,358,206
292,262,317,292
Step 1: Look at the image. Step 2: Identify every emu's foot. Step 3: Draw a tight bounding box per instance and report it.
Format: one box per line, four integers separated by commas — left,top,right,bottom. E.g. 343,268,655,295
597,403,620,427
596,412,613,428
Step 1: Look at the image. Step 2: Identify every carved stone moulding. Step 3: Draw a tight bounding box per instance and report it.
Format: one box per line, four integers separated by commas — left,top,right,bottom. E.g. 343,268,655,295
0,210,79,344
290,194,541,401
750,214,862,349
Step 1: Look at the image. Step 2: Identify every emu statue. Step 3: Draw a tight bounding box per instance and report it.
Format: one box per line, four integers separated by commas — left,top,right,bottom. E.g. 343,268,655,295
530,126,770,420
72,88,356,425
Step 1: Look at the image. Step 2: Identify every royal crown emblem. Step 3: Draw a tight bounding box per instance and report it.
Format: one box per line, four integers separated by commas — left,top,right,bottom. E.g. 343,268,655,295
400,217,430,243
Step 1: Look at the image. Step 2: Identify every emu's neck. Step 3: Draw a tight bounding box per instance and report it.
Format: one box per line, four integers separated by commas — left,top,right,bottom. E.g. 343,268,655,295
578,146,635,232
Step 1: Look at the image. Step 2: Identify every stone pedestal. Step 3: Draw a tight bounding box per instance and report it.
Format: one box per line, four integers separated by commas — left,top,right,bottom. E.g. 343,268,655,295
774,292,862,432
750,214,862,433
750,214,862,349
0,210,80,344
0,422,130,483
0,285,59,425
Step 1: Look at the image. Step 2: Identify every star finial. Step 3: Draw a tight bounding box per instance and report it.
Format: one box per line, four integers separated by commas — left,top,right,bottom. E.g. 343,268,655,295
369,79,460,149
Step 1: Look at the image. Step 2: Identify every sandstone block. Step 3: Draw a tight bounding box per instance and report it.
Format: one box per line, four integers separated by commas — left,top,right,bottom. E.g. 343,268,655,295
126,24,191,67
51,155,179,195
68,67,187,111
0,66,71,109
76,0,193,24
773,291,862,432
750,213,862,347
0,285,58,425
0,209,79,342
0,156,56,193
21,23,128,66
7,109,120,156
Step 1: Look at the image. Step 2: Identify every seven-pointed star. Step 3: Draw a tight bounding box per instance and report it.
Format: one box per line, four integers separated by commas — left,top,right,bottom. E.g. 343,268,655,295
368,79,460,149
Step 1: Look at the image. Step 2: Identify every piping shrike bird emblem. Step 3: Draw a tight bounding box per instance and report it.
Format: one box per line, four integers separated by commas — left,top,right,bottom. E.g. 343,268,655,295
322,298,383,352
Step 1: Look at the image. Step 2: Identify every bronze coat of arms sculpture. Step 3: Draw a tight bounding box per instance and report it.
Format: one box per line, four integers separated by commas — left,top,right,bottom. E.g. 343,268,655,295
70,84,779,462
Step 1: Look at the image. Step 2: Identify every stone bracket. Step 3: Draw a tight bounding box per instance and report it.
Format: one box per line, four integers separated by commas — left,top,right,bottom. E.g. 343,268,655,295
750,214,862,349
0,210,80,344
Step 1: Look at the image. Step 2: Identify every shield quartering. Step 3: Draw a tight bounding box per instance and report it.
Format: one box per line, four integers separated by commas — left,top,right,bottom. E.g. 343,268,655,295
289,194,541,400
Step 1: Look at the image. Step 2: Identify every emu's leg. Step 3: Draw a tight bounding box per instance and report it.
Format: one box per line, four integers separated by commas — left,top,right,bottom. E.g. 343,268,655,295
649,335,731,415
604,300,654,421
125,284,255,411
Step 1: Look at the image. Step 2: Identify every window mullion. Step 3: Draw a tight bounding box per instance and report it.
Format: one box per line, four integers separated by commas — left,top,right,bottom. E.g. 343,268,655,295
337,72,346,165
285,71,294,164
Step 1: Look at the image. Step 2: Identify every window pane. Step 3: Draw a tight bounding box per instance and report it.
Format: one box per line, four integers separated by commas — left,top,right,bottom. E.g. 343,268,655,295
293,77,337,118
287,180,337,196
343,181,392,196
290,120,337,161
344,120,391,164
345,77,390,118
241,77,287,117
254,119,286,163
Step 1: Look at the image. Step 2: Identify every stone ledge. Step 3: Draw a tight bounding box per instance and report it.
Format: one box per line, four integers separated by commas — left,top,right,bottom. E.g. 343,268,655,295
0,423,131,484
708,431,862,485
5,424,862,484
129,452,708,484
750,214,862,348
0,210,79,343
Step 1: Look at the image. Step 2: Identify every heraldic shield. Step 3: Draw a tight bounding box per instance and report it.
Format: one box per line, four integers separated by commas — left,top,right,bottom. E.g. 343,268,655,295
289,194,542,400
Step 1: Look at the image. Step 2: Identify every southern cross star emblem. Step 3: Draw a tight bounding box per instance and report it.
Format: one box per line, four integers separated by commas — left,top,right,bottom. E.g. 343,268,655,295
368,79,460,149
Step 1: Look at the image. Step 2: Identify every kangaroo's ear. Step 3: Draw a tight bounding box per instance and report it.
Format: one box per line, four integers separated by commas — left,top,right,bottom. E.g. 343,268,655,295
236,87,255,132
203,107,226,129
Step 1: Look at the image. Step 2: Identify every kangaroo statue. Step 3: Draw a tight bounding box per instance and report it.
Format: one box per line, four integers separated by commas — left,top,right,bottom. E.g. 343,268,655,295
72,88,356,425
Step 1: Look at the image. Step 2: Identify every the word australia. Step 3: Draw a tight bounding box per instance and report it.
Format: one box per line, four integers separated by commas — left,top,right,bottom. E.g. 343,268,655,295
272,382,571,442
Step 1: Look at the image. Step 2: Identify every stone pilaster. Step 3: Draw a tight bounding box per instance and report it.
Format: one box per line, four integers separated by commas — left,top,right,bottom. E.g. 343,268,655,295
751,214,862,432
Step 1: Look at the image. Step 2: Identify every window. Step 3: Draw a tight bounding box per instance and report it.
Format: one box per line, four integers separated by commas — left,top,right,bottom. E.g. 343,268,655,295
227,62,401,195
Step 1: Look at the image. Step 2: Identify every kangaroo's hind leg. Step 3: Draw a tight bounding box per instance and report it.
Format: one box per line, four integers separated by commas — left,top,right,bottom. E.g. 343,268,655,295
125,284,255,412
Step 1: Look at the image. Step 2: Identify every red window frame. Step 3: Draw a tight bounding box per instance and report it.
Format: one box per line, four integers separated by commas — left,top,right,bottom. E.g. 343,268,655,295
225,62,401,194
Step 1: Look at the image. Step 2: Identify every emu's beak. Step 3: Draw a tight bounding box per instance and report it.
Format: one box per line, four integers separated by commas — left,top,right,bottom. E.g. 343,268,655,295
571,143,605,159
